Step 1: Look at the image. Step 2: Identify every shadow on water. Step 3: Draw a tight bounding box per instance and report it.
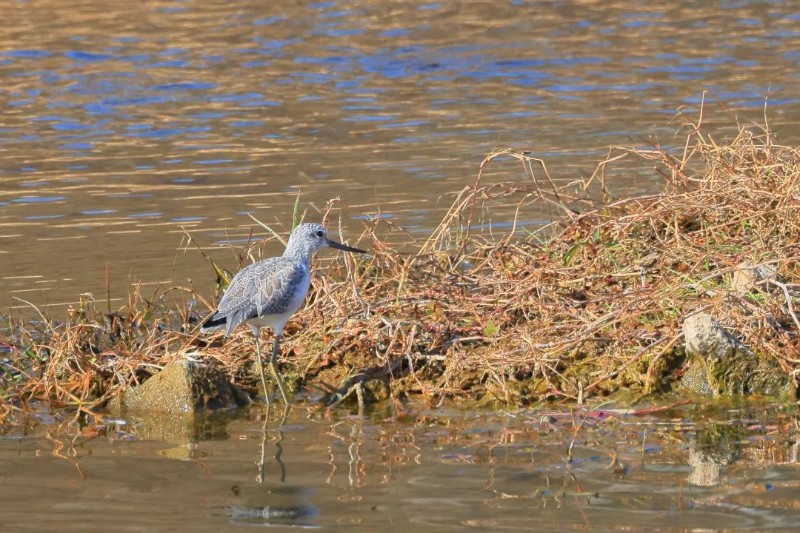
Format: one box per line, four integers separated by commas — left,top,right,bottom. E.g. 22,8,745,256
0,400,799,530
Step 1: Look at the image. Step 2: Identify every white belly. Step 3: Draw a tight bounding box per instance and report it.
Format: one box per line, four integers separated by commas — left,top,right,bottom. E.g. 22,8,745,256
246,270,311,335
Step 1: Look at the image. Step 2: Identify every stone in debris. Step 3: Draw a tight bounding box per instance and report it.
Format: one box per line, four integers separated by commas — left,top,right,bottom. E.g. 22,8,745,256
120,359,247,414
681,312,793,397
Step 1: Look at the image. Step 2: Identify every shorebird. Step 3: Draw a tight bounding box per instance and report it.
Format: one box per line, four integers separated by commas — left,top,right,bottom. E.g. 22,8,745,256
201,222,366,405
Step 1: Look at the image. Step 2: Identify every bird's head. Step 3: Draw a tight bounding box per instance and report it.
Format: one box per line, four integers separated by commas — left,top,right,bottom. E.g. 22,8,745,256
285,223,366,259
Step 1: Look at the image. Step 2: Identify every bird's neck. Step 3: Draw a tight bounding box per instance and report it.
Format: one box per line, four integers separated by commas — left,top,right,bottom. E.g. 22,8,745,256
283,248,313,268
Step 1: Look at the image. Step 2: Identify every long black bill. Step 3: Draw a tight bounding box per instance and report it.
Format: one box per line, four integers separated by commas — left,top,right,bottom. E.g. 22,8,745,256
327,238,367,254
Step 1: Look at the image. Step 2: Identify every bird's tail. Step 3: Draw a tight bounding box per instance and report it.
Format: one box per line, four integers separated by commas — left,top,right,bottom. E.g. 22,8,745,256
200,312,227,333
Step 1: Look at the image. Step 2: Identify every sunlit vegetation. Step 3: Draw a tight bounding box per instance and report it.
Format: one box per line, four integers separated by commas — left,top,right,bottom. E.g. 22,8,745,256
2,116,800,423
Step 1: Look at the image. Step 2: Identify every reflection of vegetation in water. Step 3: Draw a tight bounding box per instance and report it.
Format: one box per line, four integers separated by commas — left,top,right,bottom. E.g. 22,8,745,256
2,116,800,418
4,402,800,529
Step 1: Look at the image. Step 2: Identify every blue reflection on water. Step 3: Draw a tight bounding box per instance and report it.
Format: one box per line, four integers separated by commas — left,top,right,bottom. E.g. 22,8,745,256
196,159,233,165
254,16,287,26
152,82,216,91
13,196,66,203
65,51,113,62
0,0,796,239
128,128,185,138
60,142,94,150
26,214,65,220
1,49,51,58
229,120,264,128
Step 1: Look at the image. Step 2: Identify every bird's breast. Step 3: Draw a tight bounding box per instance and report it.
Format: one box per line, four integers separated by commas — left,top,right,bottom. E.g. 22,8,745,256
285,268,312,315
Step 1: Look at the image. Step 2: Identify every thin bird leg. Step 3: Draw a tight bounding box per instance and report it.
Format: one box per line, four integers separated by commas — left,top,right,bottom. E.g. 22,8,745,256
270,334,290,406
252,326,271,407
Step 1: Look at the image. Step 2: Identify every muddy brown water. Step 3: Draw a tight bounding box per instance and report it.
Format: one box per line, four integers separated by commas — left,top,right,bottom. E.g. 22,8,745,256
1,402,799,531
2,0,800,311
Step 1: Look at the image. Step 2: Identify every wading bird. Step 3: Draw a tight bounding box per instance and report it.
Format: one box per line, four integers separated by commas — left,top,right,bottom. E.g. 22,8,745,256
201,223,366,405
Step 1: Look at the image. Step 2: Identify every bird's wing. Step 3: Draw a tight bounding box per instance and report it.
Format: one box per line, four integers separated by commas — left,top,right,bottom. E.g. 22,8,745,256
215,257,305,334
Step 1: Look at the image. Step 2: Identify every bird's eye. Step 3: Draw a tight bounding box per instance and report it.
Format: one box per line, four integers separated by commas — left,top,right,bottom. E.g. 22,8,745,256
315,230,324,237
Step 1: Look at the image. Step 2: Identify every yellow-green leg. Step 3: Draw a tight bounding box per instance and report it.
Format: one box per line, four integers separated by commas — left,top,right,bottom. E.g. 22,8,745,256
270,334,290,406
252,327,271,407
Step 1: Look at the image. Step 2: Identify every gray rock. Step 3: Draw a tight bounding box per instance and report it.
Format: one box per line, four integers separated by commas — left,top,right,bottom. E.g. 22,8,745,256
120,359,246,414
681,312,793,397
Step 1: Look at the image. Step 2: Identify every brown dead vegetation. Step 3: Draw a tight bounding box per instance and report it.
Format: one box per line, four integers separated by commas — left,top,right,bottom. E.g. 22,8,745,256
3,114,800,422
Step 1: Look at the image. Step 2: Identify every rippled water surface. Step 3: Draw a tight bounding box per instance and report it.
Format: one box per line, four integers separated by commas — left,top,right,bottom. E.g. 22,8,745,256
1,402,799,531
2,0,800,308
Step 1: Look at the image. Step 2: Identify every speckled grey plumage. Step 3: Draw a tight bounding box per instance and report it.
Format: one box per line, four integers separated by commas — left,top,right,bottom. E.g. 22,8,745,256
209,257,306,336
201,222,366,340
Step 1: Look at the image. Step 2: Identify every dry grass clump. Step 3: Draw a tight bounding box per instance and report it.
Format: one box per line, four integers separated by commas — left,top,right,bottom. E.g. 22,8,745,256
0,290,196,420
2,117,800,421
293,118,800,405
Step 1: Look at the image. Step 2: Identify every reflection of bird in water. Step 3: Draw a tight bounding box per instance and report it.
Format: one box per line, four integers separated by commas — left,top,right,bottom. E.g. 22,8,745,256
202,223,366,405
226,477,320,527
